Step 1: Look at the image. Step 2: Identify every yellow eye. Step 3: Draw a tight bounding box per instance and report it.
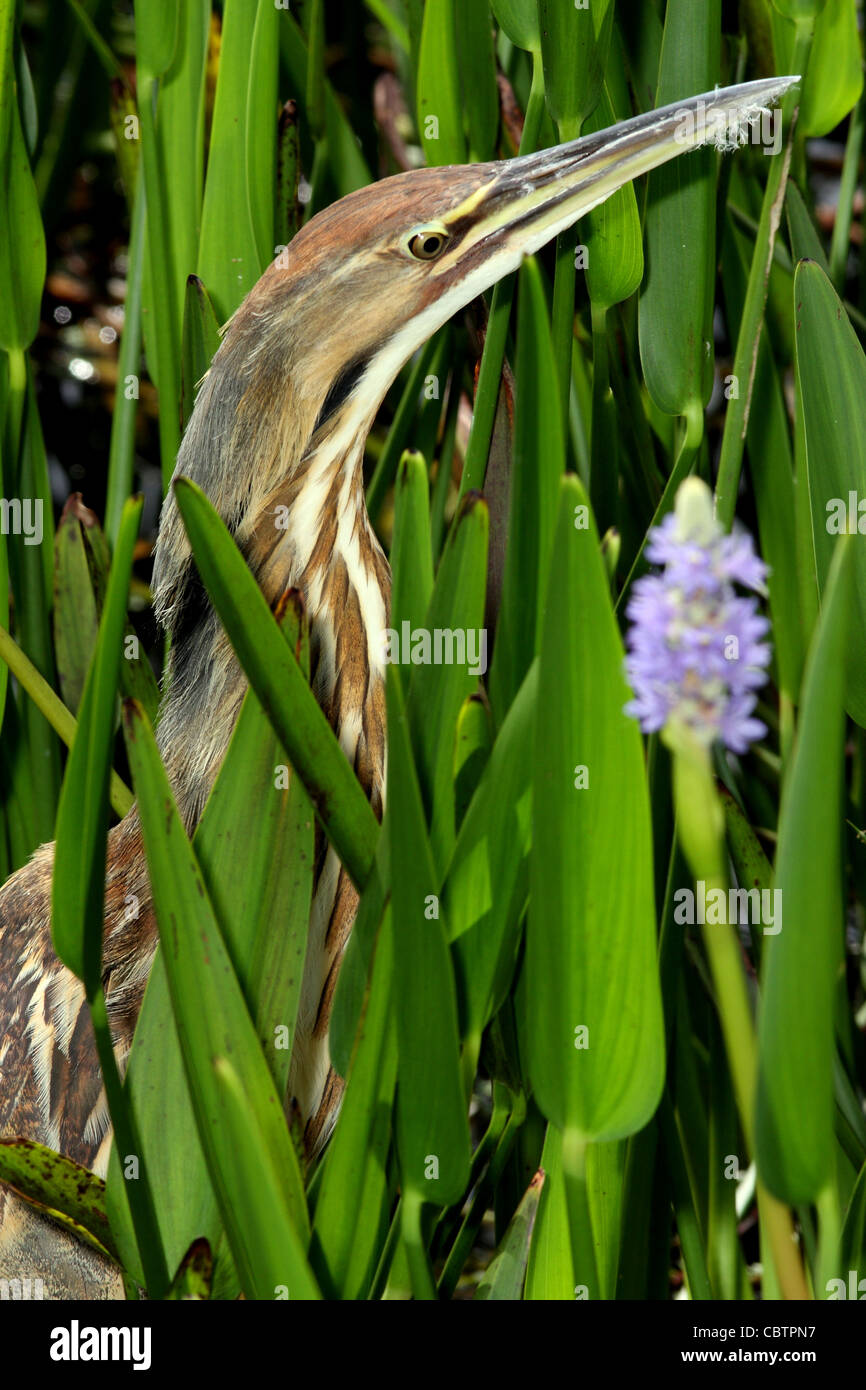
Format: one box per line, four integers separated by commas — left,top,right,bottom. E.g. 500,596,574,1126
407,228,449,260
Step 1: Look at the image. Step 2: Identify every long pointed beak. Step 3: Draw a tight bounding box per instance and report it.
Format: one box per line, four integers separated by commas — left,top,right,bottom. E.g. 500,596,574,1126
442,76,799,278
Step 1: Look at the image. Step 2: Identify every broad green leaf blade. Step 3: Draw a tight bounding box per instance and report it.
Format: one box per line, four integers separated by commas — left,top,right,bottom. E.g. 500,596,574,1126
756,539,851,1204
455,0,498,162
52,497,141,987
388,666,471,1207
538,0,613,136
197,0,272,320
638,0,720,418
416,0,466,166
582,86,643,311
121,699,313,1296
474,1169,544,1300
527,476,664,1141
490,0,539,52
794,258,866,725
173,476,379,888
133,0,179,78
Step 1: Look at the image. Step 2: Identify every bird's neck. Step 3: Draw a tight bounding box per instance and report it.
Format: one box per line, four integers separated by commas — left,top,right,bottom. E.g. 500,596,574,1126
156,439,390,829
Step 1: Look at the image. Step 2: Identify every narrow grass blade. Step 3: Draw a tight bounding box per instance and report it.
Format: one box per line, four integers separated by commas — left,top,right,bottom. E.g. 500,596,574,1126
388,666,471,1209
408,492,488,874
181,273,221,433
173,476,379,888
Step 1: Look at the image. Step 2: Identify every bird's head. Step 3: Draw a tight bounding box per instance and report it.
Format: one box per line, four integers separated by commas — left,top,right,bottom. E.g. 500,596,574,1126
153,75,796,635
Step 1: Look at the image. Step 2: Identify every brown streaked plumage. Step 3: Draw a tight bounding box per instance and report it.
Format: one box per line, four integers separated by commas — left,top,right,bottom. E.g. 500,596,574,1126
0,78,796,1298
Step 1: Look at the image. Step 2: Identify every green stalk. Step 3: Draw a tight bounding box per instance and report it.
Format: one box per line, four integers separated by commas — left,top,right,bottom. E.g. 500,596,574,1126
105,176,146,548
560,1127,599,1300
137,81,181,485
401,1188,436,1300
714,23,812,529
829,82,865,291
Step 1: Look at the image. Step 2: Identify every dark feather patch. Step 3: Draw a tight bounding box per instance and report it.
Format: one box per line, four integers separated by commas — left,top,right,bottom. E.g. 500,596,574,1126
312,355,370,437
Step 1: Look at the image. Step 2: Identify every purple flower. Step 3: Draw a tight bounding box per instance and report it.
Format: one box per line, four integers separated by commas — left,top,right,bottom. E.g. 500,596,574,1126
624,479,771,754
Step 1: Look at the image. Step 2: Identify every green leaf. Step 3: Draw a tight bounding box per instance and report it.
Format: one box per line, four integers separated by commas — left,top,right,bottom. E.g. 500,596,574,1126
52,497,141,988
0,1138,118,1263
53,507,99,715
166,1239,213,1300
490,0,539,52
390,449,434,644
173,476,379,888
416,0,466,165
490,257,564,721
527,476,664,1141
409,493,488,874
638,0,720,419
108,597,315,1285
121,698,315,1298
0,1,46,350
133,0,179,78
388,666,471,1207
525,1124,574,1299
538,0,613,137
756,539,851,1204
794,258,866,725
181,274,221,432
310,906,396,1299
197,0,274,320
474,1169,544,1300
582,86,643,311
448,661,535,1037
456,0,499,162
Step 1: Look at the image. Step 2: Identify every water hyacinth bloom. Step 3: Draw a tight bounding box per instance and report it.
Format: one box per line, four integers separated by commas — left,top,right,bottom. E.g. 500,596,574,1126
624,478,772,754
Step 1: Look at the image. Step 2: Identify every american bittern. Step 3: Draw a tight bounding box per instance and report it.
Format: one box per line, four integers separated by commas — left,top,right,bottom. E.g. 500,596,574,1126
0,77,794,1298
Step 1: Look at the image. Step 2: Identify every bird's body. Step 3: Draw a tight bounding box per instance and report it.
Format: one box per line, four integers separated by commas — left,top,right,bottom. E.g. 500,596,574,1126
0,77,795,1298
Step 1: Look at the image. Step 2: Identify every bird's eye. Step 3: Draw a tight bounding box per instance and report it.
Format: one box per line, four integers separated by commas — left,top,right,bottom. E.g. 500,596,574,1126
407,227,449,260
